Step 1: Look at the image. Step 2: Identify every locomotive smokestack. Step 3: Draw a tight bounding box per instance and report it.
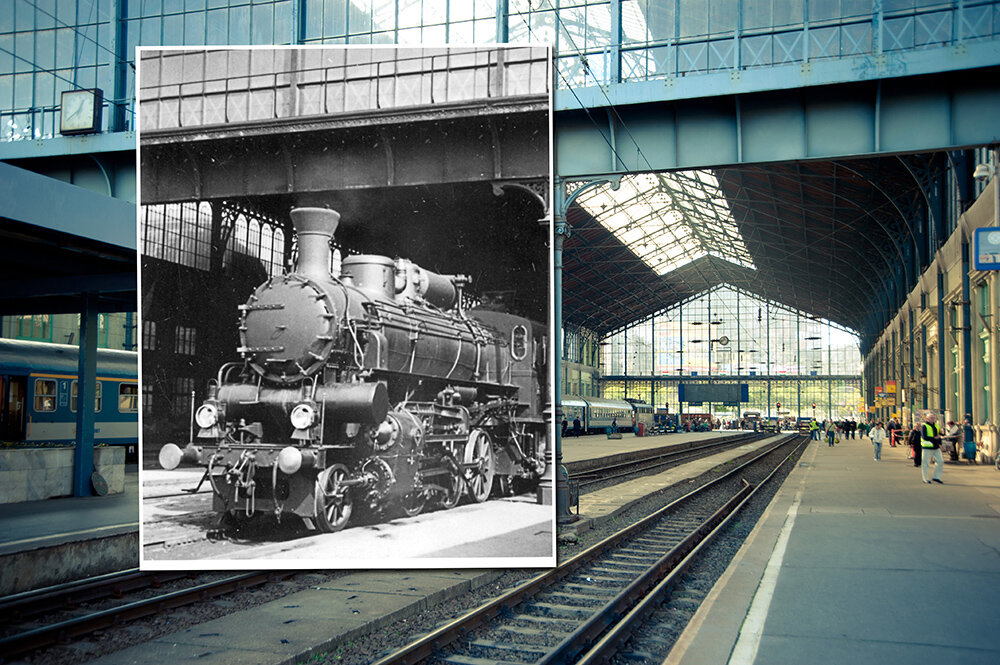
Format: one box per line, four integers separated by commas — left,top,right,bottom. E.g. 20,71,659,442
290,207,340,281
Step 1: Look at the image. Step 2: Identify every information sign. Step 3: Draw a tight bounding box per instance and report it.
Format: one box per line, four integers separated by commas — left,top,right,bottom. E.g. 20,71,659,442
974,227,1000,270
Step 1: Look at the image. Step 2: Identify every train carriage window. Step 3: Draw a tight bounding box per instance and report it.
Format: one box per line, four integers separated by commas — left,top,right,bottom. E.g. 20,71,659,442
34,379,57,412
119,384,139,413
70,381,103,412
511,325,528,361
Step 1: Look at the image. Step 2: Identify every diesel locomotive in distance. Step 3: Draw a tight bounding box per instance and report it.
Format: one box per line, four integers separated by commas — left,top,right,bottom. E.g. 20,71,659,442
159,207,550,532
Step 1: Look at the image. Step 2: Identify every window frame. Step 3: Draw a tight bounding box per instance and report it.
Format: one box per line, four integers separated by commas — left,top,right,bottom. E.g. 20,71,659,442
33,378,57,412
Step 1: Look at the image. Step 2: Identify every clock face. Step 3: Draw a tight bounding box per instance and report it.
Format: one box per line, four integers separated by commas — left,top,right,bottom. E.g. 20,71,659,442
988,231,1000,246
60,90,100,134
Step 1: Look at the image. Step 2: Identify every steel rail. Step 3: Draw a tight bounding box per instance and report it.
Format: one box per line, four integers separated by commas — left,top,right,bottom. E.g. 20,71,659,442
0,569,190,622
0,571,291,658
371,434,802,665
575,437,809,664
537,478,755,665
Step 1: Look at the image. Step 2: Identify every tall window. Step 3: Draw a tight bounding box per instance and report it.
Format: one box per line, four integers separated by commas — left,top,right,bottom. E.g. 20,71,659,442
977,281,991,422
143,320,157,351
71,381,103,412
34,379,57,412
17,315,52,341
172,377,196,417
175,326,197,355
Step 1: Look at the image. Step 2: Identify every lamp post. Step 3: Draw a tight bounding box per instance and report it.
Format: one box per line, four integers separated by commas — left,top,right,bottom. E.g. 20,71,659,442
974,148,1000,462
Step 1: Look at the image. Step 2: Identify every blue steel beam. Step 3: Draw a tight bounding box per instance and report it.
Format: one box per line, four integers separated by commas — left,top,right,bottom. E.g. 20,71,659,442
556,37,1000,109
0,273,136,299
0,162,136,251
555,69,1000,177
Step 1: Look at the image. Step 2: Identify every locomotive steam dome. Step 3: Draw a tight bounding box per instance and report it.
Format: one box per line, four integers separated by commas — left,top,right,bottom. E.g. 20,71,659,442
239,208,347,383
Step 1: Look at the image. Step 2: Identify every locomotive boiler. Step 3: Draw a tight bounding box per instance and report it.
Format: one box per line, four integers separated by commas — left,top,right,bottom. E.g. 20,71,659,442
159,207,549,532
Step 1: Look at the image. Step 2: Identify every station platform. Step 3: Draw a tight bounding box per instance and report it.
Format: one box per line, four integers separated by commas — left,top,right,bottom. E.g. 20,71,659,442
85,433,781,665
0,466,139,595
667,436,1000,665
561,429,749,470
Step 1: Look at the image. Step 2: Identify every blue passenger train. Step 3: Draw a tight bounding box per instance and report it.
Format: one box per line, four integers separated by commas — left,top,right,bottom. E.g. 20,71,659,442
561,395,655,435
0,339,139,462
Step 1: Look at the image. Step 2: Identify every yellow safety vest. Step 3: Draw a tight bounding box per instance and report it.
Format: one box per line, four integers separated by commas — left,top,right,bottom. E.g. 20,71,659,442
920,422,940,448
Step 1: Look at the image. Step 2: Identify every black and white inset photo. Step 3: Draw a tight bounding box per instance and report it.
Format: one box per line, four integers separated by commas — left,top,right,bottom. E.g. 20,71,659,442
136,45,554,570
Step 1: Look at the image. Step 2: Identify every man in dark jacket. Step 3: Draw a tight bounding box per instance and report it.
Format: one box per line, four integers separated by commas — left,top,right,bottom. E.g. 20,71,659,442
907,424,923,467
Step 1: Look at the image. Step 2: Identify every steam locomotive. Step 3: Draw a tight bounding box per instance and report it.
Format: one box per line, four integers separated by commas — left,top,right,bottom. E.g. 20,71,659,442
158,207,550,532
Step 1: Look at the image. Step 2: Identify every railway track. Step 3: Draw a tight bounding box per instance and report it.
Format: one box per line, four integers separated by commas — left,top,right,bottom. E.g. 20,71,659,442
569,432,769,491
0,569,294,660
371,434,807,665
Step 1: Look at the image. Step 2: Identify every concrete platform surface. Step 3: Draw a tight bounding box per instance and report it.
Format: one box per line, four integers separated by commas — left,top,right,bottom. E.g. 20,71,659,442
561,429,747,466
0,466,138,555
568,435,786,535
667,435,1000,665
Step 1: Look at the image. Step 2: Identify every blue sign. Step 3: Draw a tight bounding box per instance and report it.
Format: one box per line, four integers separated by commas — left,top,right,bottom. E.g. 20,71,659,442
974,227,1000,270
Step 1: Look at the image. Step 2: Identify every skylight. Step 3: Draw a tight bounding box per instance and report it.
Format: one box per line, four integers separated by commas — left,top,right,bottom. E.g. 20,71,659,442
576,171,756,275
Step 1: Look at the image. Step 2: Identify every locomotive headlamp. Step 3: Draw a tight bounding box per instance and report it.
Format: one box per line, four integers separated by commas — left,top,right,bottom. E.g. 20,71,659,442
277,446,303,474
195,404,219,429
290,403,316,430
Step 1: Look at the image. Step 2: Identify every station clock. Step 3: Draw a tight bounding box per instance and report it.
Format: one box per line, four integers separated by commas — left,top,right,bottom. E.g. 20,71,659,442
60,89,103,135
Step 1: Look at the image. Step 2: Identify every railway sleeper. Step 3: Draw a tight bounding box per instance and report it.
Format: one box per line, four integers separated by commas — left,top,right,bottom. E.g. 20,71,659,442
510,613,579,629
493,624,565,641
582,565,641,578
522,601,593,620
441,654,527,665
602,556,654,568
468,639,549,658
559,582,619,595
615,546,667,558
538,590,610,606
565,574,628,586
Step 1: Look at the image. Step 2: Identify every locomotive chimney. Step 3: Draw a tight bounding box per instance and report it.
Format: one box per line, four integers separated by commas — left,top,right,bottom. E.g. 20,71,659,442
290,207,340,281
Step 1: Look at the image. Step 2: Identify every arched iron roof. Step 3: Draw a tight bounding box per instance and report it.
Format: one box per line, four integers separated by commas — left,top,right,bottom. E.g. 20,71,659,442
562,151,965,353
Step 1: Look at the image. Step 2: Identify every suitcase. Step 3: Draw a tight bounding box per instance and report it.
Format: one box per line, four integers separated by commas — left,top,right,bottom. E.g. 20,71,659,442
963,440,977,462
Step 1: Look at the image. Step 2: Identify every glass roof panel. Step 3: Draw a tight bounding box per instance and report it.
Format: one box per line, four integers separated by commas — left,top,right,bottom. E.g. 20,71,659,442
576,171,756,276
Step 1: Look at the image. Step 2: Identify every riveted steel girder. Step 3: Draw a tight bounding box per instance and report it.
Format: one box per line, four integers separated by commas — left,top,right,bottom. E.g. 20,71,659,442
555,68,1000,178
141,99,548,204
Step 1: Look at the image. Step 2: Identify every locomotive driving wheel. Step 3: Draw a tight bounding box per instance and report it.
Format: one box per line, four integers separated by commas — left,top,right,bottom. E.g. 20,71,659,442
399,490,425,517
463,428,496,503
314,464,353,533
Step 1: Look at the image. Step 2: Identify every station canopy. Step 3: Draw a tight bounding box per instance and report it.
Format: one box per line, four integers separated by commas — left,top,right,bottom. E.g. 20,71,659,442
563,153,949,350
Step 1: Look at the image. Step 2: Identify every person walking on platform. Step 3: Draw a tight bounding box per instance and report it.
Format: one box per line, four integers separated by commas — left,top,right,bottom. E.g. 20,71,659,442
944,420,961,461
907,424,923,467
572,417,582,437
825,419,838,446
920,413,944,484
870,421,886,461
610,417,618,434
561,418,568,440
809,419,820,440
888,418,899,446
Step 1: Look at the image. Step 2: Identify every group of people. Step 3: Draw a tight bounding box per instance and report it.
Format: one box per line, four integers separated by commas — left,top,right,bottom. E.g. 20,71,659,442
808,418,865,441
814,413,963,485
561,417,583,438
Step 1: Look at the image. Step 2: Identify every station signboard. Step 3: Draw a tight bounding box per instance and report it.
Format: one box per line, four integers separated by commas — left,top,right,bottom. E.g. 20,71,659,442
974,227,1000,270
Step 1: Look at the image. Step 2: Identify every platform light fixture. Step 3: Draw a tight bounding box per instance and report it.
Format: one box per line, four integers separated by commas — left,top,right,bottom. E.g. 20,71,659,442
973,163,994,181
